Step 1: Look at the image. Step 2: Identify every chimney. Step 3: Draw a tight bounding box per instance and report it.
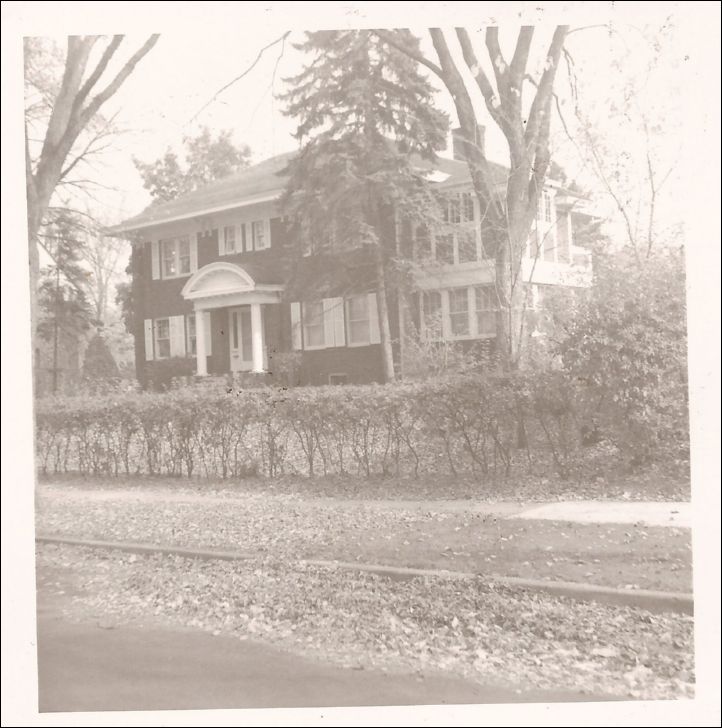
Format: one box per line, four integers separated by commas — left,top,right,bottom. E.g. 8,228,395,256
451,125,485,162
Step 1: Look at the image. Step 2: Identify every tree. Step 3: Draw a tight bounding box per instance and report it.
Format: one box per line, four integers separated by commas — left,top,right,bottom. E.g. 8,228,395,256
556,246,688,465
37,213,95,394
25,34,159,347
82,332,120,380
134,127,252,203
280,30,449,381
375,27,569,371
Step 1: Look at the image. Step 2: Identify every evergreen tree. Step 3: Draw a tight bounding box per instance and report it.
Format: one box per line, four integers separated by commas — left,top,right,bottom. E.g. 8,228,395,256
82,332,120,380
280,30,449,381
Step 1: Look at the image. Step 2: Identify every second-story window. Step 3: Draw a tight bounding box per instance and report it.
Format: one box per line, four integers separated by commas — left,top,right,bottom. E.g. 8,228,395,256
223,226,236,254
160,236,191,278
251,220,267,250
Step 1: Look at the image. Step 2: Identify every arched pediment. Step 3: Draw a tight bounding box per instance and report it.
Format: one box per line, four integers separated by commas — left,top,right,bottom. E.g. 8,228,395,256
182,262,256,300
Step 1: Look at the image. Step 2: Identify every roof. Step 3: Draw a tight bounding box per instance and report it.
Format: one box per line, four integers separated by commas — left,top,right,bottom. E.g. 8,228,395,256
108,151,513,236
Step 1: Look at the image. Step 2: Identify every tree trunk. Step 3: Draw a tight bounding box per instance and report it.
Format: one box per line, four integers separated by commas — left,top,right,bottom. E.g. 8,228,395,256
374,249,396,383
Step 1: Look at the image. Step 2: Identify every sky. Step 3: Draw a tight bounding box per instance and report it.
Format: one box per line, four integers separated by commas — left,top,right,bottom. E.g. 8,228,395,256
17,2,696,228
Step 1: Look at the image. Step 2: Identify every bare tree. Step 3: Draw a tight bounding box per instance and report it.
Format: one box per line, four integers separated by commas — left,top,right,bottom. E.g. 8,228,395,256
24,34,159,342
375,27,569,370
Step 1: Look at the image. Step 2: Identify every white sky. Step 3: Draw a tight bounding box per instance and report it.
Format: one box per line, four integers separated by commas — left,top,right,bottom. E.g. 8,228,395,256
17,2,696,227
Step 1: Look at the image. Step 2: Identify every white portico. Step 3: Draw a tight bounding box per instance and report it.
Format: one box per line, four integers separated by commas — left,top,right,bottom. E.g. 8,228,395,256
181,262,283,375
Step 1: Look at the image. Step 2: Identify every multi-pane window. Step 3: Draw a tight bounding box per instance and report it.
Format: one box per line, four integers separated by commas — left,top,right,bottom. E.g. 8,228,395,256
160,236,191,278
223,226,236,254
161,240,176,278
302,301,324,348
475,286,496,336
347,295,370,345
457,229,477,263
251,220,266,250
435,234,455,265
186,314,197,356
538,190,553,223
461,192,475,223
421,290,443,339
448,287,470,336
155,318,170,359
178,236,190,274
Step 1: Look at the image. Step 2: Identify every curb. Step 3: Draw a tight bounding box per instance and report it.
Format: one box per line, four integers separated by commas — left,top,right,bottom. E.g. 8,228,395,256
36,535,693,615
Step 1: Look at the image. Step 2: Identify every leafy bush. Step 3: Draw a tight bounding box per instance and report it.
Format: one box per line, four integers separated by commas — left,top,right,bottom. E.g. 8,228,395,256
34,366,689,483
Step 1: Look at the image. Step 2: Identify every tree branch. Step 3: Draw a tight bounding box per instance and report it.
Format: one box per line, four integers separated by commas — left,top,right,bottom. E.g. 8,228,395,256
191,31,290,122
75,35,124,107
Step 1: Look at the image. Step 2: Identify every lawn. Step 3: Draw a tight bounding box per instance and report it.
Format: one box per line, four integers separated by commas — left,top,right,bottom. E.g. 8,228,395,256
36,480,692,592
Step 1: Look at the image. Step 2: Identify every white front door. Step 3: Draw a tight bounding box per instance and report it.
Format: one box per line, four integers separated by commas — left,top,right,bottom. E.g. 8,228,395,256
229,306,253,372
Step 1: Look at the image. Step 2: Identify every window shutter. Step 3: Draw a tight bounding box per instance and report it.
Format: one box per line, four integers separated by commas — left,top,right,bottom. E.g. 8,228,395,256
368,292,380,344
218,228,224,256
322,298,336,348
169,315,186,357
203,311,212,355
144,319,154,361
331,297,345,346
151,241,160,280
240,223,247,252
190,235,198,272
290,302,302,350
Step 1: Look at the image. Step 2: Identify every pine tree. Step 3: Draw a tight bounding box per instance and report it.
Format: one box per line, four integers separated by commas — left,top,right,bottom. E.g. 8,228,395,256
280,30,449,381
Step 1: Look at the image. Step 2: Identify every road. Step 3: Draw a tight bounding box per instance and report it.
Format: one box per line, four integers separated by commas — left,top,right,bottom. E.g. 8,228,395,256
36,565,606,713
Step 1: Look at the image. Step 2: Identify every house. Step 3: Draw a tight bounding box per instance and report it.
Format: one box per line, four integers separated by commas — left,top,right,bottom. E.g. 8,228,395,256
109,130,594,387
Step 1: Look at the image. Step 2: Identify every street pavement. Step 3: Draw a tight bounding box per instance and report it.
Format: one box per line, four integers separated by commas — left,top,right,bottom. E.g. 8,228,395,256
36,579,607,713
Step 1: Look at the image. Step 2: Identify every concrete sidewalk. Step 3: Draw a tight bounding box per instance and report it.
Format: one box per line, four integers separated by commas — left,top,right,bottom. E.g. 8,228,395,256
513,501,691,528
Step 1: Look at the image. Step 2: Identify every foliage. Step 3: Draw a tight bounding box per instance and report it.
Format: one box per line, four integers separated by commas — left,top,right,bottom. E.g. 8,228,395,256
82,333,120,379
556,247,688,465
134,127,252,203
34,364,689,481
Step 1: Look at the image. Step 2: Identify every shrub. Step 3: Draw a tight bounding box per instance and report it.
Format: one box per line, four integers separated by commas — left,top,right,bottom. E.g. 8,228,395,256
34,368,688,482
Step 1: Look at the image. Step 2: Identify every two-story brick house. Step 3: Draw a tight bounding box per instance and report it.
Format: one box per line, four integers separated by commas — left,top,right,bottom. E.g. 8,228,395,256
110,134,593,387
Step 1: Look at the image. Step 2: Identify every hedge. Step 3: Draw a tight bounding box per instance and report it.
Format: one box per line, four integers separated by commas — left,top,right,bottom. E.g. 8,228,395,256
34,372,685,481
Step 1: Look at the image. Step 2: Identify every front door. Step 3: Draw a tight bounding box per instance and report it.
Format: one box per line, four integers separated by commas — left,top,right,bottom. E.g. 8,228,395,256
229,306,253,372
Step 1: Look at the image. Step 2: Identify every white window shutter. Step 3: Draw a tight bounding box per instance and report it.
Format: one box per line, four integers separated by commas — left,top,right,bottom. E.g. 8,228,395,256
169,315,186,357
218,228,224,256
290,302,302,350
265,218,272,249
190,235,198,272
144,319,154,361
203,311,212,355
368,292,381,344
322,298,336,348
151,241,160,280
331,297,345,346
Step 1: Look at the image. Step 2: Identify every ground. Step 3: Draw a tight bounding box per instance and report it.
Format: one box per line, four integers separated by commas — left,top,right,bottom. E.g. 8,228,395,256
34,477,695,709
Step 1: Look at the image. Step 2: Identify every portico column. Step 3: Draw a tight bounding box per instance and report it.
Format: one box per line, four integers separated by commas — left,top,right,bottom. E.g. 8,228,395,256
250,302,264,373
194,308,208,376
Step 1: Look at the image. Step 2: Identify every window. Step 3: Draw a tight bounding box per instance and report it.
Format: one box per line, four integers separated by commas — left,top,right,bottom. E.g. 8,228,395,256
457,229,477,263
347,295,370,345
461,192,475,223
178,236,191,274
161,240,176,278
160,236,191,278
538,190,553,223
155,318,170,359
223,226,236,254
251,220,267,250
329,373,349,385
186,314,196,356
302,301,324,348
422,290,442,339
435,234,454,265
448,287,470,336
475,286,496,336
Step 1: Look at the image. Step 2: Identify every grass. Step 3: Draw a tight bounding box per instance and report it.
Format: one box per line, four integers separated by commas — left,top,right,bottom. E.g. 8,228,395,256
36,480,692,592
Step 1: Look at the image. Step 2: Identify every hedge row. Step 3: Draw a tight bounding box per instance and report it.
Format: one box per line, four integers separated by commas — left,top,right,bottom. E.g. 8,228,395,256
34,372,685,481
